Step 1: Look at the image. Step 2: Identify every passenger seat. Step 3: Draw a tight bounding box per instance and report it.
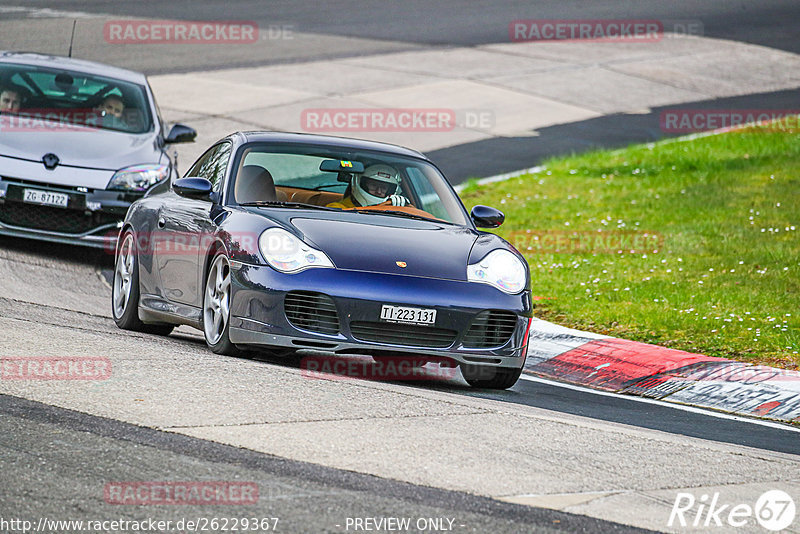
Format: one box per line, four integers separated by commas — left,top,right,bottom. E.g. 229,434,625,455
234,165,277,203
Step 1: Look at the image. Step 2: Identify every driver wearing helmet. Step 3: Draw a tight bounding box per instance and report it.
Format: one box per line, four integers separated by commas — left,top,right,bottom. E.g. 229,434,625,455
327,164,409,209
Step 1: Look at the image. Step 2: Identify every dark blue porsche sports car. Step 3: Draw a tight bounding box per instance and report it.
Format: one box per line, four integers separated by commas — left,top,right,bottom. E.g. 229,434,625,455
112,131,533,389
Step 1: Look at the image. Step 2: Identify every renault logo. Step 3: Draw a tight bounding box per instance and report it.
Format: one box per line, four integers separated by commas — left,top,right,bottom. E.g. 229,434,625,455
42,153,60,170
396,261,407,268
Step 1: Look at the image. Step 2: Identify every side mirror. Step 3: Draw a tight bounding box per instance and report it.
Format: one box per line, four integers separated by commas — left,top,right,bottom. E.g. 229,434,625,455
174,177,213,199
165,123,197,144
471,205,505,228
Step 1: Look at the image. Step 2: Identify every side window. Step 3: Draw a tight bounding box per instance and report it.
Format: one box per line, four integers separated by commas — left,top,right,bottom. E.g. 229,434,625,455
184,142,231,192
405,167,450,220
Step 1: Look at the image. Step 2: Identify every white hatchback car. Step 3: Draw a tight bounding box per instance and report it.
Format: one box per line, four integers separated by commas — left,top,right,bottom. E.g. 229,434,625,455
0,51,196,248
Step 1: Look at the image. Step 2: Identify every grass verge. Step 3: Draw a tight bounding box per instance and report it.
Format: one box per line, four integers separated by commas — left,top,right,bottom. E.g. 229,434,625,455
459,127,799,369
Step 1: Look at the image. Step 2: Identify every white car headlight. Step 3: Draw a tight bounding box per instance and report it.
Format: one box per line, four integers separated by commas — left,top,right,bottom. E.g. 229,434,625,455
467,249,527,294
259,228,334,273
107,164,170,191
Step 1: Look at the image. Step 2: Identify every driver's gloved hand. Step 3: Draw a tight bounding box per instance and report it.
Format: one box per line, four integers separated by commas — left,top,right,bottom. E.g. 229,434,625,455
387,194,409,207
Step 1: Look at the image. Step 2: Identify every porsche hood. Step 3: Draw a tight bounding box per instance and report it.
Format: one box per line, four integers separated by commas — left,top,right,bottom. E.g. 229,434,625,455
289,216,479,281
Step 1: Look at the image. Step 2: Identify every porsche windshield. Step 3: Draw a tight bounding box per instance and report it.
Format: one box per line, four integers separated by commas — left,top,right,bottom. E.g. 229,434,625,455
0,63,153,134
233,144,469,225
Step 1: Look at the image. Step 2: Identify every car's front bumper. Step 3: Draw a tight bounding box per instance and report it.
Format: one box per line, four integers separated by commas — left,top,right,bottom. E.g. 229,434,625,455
227,261,533,369
0,179,137,249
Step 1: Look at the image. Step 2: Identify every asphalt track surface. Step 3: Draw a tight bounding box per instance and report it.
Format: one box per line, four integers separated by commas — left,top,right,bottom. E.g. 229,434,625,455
2,2,800,531
13,0,800,55
478,378,800,457
0,235,798,530
3,236,800,460
1,237,795,462
0,395,647,534
3,0,800,181
1,237,798,531
431,87,800,183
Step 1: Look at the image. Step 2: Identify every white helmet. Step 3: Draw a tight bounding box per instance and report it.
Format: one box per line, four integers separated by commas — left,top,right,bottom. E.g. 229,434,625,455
352,164,401,206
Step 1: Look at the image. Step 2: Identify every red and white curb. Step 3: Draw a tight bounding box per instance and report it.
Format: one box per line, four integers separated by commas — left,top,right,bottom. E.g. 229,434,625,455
524,318,800,424
465,127,800,424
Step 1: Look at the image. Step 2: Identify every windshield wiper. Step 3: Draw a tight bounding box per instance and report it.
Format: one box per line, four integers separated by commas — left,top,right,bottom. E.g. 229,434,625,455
240,201,338,211
351,208,452,224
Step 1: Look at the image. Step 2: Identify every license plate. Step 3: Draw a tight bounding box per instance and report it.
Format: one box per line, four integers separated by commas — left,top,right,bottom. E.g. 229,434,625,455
23,188,69,208
380,305,436,325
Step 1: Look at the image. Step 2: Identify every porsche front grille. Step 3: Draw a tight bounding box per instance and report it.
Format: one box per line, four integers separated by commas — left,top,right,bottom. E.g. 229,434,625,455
350,321,457,348
462,310,518,348
284,291,340,335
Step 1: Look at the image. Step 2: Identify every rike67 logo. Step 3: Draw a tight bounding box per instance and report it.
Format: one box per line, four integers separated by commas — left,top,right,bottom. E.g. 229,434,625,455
669,490,795,531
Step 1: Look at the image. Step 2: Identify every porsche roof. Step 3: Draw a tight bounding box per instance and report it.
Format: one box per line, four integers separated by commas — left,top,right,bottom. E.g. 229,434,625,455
232,131,429,161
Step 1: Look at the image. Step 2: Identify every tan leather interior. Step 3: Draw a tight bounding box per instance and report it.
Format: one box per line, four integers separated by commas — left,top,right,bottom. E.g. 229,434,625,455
275,186,343,206
234,167,341,205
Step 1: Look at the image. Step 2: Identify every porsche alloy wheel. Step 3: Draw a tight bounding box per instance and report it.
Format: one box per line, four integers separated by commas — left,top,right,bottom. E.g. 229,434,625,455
112,230,173,335
203,253,240,355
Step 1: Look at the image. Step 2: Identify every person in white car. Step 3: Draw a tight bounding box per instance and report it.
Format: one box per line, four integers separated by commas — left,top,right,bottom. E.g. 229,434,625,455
0,85,22,112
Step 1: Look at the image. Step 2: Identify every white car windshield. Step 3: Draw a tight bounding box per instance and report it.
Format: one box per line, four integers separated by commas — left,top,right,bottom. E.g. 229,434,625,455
0,63,153,134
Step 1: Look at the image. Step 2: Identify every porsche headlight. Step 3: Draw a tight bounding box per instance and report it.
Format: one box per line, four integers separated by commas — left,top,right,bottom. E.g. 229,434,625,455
467,249,527,294
107,164,170,191
259,228,334,273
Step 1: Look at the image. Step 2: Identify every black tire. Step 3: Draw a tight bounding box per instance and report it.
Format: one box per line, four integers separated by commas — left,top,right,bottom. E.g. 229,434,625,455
461,364,523,389
202,252,241,356
112,230,174,336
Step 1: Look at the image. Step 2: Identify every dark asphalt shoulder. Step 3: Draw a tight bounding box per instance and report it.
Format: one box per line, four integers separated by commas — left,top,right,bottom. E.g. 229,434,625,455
0,393,652,533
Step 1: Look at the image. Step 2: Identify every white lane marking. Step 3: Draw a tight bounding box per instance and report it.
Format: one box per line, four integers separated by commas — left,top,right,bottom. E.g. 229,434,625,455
519,374,800,434
529,317,609,340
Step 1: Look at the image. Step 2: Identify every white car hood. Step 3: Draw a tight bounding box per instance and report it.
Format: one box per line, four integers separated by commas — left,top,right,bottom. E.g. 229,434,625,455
0,130,163,189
